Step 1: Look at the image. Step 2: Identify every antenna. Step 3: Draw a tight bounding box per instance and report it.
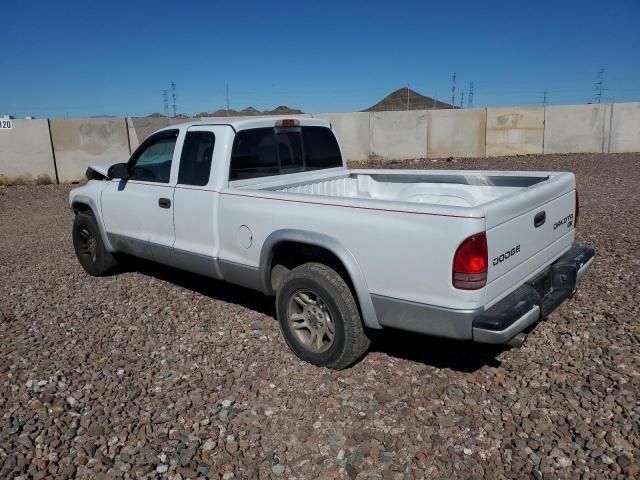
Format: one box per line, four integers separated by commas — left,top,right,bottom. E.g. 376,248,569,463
170,81,177,117
226,83,230,116
162,90,169,117
593,68,605,104
451,72,456,106
468,82,474,108
460,89,465,108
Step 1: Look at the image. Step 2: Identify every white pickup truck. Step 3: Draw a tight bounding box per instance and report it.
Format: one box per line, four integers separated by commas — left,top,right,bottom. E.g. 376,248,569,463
69,116,594,369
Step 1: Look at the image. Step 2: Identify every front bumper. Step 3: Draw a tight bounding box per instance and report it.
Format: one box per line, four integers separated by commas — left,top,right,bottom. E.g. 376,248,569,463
472,245,595,344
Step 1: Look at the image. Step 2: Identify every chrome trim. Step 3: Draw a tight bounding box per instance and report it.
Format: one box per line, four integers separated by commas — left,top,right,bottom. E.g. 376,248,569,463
576,256,594,284
472,305,540,344
371,294,481,340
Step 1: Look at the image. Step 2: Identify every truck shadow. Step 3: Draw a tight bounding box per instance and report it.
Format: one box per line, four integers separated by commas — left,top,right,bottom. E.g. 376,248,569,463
368,329,506,372
129,259,507,373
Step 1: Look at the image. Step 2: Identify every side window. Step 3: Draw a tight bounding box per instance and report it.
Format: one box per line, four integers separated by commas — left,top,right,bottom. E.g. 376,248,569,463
178,131,215,186
129,135,177,183
302,127,343,169
229,128,279,181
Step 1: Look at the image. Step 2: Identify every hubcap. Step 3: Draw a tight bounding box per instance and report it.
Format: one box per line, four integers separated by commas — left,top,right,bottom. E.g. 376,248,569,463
286,289,335,353
78,227,97,263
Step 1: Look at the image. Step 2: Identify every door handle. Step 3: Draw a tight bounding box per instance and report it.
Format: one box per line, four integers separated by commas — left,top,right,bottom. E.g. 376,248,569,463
158,198,171,209
534,210,546,227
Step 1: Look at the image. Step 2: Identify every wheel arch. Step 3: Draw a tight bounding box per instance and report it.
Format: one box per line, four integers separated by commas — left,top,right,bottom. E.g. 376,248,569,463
71,195,115,252
259,229,381,329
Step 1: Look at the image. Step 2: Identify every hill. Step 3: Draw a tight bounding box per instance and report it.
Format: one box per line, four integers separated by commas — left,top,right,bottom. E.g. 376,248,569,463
364,87,456,112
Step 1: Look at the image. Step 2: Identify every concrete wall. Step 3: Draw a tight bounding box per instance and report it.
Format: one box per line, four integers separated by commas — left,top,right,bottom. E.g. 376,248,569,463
543,104,607,154
427,108,486,158
50,118,131,182
0,119,57,182
607,102,640,153
369,111,428,160
127,116,171,150
1,103,639,182
486,107,544,156
315,112,371,161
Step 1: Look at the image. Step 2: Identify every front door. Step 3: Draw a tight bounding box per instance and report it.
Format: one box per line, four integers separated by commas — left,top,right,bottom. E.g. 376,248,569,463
101,129,180,263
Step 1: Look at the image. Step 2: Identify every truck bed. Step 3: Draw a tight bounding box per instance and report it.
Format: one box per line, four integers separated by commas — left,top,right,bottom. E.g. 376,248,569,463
232,167,577,309
262,169,549,207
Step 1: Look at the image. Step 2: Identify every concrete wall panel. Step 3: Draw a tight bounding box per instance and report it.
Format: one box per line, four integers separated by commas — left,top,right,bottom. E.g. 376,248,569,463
428,109,486,158
127,117,171,150
486,107,544,156
370,111,428,160
607,102,640,153
50,118,130,182
543,104,606,154
314,112,370,161
0,119,56,182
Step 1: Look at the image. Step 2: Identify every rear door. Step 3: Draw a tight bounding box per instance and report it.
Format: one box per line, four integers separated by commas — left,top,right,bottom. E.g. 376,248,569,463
101,130,180,262
484,173,577,306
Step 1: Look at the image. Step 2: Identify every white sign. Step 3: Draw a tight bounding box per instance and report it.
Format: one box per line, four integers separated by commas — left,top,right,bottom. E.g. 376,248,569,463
0,119,12,130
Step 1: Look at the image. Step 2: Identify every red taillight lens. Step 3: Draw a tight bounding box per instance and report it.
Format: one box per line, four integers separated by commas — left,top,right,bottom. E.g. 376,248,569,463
575,190,579,228
452,232,488,290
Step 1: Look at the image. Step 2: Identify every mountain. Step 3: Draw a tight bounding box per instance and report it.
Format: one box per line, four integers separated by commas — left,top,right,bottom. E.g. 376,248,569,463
208,105,304,117
364,87,456,112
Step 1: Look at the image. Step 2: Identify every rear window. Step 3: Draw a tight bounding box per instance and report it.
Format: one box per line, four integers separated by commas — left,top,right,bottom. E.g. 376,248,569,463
229,126,342,181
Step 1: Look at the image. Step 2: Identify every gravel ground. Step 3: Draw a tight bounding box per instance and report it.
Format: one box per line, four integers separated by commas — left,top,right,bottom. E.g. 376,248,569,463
1,153,639,479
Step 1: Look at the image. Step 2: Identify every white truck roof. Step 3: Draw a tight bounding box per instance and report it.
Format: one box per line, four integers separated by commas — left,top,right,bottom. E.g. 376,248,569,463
158,116,330,133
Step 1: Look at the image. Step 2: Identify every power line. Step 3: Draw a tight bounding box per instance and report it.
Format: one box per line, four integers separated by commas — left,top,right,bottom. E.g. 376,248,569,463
406,84,410,110
468,82,474,108
451,72,456,106
162,90,169,116
541,88,549,106
170,82,177,117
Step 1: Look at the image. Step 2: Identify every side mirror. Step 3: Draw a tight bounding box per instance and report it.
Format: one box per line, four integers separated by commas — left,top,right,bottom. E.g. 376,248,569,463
107,163,131,180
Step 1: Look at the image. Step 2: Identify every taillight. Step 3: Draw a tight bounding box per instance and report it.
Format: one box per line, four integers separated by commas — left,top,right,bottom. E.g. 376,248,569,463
452,232,488,290
575,190,579,228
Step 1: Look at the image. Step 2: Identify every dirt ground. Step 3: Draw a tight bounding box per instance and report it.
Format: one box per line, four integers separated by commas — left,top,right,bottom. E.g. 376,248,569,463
0,153,639,479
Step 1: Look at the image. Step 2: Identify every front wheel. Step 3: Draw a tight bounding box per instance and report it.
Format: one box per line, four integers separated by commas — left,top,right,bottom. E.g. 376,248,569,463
276,262,371,369
72,212,119,276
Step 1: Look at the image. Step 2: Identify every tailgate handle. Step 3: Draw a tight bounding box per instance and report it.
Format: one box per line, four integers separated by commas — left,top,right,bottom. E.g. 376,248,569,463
534,211,546,227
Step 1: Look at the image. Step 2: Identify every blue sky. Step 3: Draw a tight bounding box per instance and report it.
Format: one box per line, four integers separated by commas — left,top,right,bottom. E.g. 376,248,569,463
1,0,639,118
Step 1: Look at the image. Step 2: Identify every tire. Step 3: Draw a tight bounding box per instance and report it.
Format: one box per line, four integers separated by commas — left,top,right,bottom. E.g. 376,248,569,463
72,212,119,276
276,262,371,369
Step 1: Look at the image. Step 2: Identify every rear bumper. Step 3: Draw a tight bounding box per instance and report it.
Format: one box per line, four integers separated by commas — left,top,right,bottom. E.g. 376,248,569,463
472,245,595,344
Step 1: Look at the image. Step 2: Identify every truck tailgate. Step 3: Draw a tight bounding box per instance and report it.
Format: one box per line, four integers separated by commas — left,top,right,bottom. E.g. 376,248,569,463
484,173,577,307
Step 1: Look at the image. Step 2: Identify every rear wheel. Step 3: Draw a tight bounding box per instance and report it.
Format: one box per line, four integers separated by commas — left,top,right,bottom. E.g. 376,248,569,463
276,262,371,369
72,212,118,276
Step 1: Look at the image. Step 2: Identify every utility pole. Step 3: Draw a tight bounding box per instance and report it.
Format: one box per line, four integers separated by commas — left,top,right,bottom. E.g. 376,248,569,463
162,90,169,117
468,82,474,108
541,88,549,106
170,81,177,117
226,83,230,116
451,72,456,106
460,90,465,108
593,68,605,104
406,84,410,110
